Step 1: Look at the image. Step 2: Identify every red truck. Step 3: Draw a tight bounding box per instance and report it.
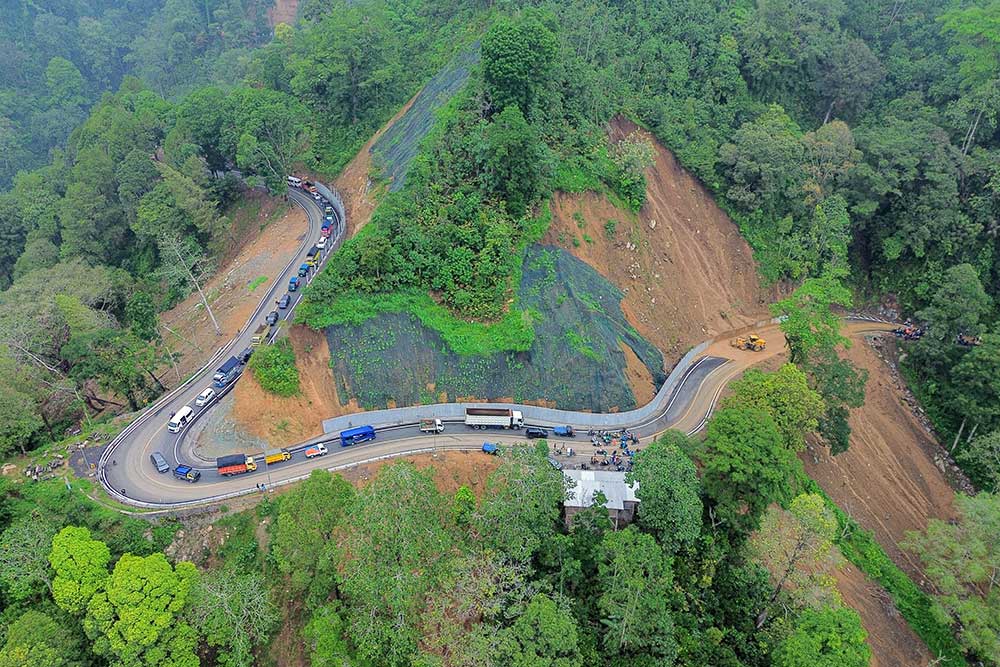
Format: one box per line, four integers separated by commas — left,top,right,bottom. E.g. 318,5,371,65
217,453,257,477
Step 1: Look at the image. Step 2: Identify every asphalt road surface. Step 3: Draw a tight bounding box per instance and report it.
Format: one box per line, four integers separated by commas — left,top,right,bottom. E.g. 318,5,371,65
99,186,896,508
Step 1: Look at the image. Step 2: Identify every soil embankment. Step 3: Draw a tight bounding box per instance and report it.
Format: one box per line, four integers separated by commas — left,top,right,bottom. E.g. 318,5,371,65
545,117,775,366
158,193,303,384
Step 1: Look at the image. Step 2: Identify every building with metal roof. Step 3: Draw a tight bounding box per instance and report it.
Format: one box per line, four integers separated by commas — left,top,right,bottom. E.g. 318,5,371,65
563,469,640,528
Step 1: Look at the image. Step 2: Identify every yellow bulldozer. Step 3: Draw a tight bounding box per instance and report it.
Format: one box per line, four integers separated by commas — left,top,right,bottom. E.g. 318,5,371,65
731,333,766,351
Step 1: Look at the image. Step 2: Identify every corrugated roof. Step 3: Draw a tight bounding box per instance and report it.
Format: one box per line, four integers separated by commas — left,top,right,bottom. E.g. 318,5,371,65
563,469,639,511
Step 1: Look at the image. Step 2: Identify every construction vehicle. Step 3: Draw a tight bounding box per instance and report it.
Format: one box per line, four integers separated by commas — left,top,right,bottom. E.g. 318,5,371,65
465,407,524,430
419,418,444,433
731,333,766,351
263,448,291,465
217,454,257,476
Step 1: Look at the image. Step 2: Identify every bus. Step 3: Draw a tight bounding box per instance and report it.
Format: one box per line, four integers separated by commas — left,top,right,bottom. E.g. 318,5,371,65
339,425,376,447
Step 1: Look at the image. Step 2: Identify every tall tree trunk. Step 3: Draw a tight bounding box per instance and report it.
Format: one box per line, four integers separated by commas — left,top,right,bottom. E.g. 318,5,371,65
951,417,966,453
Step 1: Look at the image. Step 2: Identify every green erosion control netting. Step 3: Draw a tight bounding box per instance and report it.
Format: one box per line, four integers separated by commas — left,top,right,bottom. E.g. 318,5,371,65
371,43,479,192
324,246,665,411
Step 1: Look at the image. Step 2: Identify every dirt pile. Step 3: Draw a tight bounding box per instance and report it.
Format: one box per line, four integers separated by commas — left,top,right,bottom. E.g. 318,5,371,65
545,118,776,365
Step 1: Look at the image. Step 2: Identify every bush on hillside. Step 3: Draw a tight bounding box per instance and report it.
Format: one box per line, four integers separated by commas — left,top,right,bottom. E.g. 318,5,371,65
248,339,300,397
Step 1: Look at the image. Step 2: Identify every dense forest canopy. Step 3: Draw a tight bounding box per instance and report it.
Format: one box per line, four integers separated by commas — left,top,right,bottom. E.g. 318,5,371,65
0,0,276,189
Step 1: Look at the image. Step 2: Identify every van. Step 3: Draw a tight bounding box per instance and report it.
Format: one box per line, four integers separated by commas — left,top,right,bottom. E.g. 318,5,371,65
287,176,302,187
150,451,170,473
168,406,194,433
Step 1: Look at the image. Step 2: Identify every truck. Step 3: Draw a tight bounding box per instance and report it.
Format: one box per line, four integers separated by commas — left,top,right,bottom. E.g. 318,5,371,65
553,425,575,437
305,246,320,266
482,442,499,455
340,425,376,447
302,180,318,195
419,418,444,433
263,448,291,465
173,465,202,483
305,443,328,458
464,408,524,430
298,263,310,277
213,356,242,387
251,323,269,346
217,453,257,476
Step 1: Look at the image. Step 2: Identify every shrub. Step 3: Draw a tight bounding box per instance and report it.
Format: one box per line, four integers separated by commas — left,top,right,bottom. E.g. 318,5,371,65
248,339,300,397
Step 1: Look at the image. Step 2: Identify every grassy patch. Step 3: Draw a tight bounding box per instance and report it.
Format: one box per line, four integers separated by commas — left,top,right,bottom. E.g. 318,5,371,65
565,330,601,362
248,339,300,397
248,276,268,292
300,289,535,356
604,219,619,238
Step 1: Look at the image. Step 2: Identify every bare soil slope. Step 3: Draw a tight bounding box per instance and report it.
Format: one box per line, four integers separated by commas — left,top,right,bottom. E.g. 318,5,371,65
803,336,959,579
159,194,303,384
545,118,776,365
267,0,297,26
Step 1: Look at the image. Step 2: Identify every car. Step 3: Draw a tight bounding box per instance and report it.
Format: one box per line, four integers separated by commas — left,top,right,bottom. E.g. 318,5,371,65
298,263,310,277
325,214,334,223
316,237,326,250
150,451,170,473
313,192,321,201
265,311,279,326
288,276,301,291
194,387,215,407
320,226,331,239
277,294,291,309
305,444,328,458
525,427,548,439
239,346,254,364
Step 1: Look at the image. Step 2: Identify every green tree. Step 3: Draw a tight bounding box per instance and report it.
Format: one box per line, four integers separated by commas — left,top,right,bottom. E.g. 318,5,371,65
750,494,840,623
626,431,702,554
0,609,85,667
903,492,1000,665
338,462,454,666
481,13,558,116
723,364,824,452
303,603,370,667
247,338,300,397
0,515,56,602
702,407,798,533
49,525,111,615
84,552,200,667
479,104,546,217
496,593,582,667
475,445,569,563
958,429,1000,493
272,469,354,598
0,384,44,457
598,526,677,663
773,605,871,667
190,568,280,667
126,292,159,342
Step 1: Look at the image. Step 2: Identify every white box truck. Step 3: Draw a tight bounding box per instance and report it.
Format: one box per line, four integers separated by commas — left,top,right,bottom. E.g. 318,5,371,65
464,408,524,430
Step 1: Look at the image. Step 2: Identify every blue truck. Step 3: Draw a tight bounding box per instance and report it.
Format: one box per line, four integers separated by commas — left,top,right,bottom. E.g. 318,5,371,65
288,276,300,291
173,465,201,483
339,425,376,447
482,442,499,455
212,356,242,387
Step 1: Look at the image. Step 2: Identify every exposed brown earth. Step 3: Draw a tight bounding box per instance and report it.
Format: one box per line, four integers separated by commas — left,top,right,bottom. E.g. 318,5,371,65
337,449,501,497
229,326,362,447
333,95,418,237
267,0,298,27
158,194,303,385
802,335,959,580
544,117,778,368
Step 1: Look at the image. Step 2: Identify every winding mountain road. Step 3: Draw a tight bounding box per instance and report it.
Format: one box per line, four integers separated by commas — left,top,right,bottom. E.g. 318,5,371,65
98,185,895,509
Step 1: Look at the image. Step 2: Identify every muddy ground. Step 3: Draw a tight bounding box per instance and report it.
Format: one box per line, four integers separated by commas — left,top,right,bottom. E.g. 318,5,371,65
545,117,778,366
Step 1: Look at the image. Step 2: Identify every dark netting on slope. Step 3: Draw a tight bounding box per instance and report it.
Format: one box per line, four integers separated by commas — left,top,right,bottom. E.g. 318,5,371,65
371,43,480,192
323,246,665,412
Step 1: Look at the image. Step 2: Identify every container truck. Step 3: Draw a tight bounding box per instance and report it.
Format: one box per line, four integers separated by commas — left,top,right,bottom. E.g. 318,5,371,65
464,408,524,430
339,425,376,447
213,356,242,387
305,246,320,267
419,418,444,433
217,454,257,476
263,448,291,465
